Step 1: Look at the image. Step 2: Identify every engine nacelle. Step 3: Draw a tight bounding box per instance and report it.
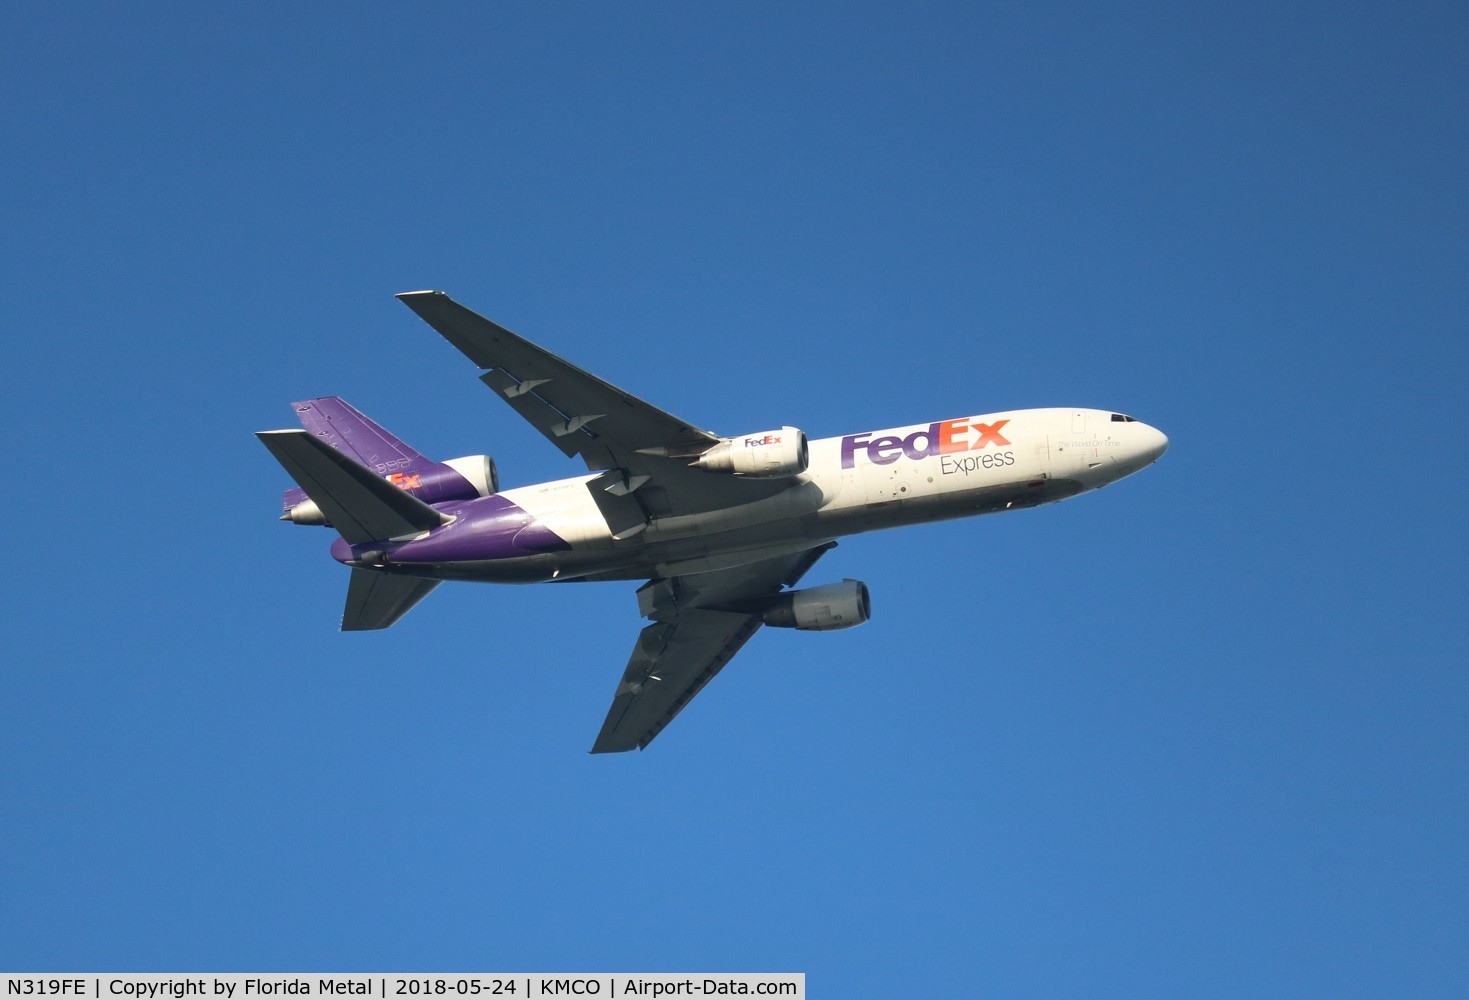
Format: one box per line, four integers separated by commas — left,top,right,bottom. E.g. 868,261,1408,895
694,427,809,477
440,454,500,499
281,454,499,525
762,579,871,632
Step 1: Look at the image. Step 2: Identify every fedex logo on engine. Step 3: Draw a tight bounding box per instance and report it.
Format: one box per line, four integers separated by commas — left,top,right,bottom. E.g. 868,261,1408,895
840,418,1011,469
746,433,783,447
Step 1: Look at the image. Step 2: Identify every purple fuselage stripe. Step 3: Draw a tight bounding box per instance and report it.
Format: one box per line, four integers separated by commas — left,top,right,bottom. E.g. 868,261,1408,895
329,493,570,565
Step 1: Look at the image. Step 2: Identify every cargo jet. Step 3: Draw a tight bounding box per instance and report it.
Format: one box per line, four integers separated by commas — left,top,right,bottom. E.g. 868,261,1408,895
258,292,1168,752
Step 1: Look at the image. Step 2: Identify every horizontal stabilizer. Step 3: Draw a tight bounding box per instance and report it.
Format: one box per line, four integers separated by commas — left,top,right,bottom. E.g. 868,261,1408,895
343,568,440,631
256,429,450,545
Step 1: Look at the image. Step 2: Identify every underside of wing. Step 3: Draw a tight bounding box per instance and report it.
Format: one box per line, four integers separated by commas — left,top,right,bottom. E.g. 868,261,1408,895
591,544,835,753
396,291,793,516
592,609,762,754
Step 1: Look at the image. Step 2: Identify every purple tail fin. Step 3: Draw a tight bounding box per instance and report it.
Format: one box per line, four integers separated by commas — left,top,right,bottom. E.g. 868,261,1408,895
282,397,436,511
292,397,434,472
277,398,498,520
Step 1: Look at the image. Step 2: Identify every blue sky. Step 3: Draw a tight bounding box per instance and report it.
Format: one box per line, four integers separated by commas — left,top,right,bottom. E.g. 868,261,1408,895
3,2,1465,995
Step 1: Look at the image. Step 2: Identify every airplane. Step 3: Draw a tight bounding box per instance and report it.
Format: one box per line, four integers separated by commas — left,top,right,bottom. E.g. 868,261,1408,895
258,291,1169,753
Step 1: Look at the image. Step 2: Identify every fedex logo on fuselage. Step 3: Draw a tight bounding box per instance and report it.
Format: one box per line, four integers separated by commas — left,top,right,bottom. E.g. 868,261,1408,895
840,417,1011,469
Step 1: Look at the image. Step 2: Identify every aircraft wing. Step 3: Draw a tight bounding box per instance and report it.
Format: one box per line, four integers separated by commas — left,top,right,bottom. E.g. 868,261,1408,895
396,291,792,517
591,544,834,753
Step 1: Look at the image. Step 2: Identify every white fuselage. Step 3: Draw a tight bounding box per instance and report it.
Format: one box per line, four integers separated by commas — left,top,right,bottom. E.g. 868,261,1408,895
431,407,1167,584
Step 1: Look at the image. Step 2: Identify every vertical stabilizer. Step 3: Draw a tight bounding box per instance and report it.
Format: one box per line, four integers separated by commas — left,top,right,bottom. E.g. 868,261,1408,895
283,397,436,513
292,396,434,473
257,430,449,544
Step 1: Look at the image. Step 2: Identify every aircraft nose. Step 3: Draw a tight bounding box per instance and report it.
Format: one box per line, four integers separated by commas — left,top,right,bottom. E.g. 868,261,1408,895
1137,423,1169,464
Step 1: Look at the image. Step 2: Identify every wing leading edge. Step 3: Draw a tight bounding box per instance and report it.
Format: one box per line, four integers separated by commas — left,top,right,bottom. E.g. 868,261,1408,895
396,290,715,465
591,543,836,753
395,291,794,518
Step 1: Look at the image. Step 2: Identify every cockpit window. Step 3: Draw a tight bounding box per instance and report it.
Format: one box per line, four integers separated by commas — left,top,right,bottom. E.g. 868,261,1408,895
1110,413,1137,422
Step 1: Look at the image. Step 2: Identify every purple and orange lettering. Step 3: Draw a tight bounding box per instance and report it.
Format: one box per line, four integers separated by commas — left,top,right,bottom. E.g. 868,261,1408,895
972,420,1010,448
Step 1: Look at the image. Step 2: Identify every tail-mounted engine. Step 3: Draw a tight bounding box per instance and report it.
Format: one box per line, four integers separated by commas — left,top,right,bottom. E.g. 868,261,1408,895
694,427,809,477
439,454,500,499
282,454,499,525
762,579,871,631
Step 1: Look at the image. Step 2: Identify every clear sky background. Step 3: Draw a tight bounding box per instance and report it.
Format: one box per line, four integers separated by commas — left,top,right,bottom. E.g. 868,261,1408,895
3,2,1465,995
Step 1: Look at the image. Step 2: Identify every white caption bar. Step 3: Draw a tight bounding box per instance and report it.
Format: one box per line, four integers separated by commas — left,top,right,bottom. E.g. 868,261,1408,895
2,976,803,1000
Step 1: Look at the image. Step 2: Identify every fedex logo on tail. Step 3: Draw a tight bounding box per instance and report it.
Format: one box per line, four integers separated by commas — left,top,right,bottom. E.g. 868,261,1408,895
841,417,1011,469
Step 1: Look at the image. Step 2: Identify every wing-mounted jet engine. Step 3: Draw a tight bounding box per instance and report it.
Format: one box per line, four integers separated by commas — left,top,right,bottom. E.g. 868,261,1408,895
760,579,871,631
279,397,499,525
693,426,809,477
